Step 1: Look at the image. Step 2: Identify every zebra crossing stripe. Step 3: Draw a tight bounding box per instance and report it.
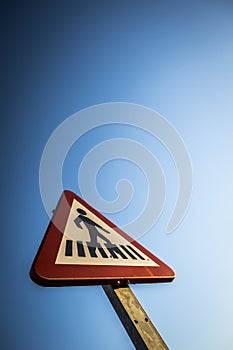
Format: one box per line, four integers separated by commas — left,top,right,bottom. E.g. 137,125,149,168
126,245,145,260
120,245,137,260
96,243,109,258
77,241,85,257
64,239,148,261
65,240,72,256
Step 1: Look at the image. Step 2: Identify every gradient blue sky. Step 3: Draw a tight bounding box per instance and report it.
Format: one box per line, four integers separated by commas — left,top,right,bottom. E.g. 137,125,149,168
2,1,233,349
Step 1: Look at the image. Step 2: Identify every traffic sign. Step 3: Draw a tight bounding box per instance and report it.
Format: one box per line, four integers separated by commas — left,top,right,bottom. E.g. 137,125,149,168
30,190,175,286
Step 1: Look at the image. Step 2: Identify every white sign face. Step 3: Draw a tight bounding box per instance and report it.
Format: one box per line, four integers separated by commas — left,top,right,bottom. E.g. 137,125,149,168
55,199,159,267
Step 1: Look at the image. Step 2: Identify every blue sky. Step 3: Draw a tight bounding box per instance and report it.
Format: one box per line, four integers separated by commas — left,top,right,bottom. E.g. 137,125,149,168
2,1,233,349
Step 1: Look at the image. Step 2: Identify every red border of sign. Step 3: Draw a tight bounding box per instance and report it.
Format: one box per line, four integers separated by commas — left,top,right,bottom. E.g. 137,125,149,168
30,190,175,286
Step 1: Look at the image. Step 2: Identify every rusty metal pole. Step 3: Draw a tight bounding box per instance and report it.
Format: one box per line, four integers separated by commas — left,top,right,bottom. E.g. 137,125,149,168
102,284,169,350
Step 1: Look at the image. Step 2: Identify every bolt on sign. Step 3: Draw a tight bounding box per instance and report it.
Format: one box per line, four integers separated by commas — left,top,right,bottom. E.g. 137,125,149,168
30,191,175,286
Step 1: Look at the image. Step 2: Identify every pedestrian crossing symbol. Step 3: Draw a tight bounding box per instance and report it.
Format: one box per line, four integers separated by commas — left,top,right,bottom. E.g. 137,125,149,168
56,198,159,267
30,191,175,286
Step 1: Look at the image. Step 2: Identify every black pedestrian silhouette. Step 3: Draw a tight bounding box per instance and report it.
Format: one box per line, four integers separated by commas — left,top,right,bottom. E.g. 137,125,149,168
74,208,112,247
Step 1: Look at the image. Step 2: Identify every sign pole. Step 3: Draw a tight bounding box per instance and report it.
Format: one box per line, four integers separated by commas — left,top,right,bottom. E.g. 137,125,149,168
102,284,169,350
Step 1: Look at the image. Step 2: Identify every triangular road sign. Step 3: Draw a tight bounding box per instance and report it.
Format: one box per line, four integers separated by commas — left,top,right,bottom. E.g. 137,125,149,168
30,191,175,286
